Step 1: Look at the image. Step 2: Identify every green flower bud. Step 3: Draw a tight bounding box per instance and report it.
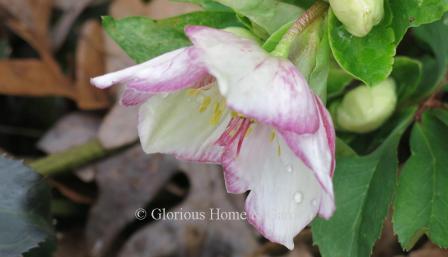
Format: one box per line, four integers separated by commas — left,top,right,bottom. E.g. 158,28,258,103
329,0,384,37
332,78,397,133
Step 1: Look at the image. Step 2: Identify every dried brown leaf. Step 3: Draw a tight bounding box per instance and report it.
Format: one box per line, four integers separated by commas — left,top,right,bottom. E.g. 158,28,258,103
409,247,448,257
0,1,111,110
75,20,111,109
86,148,179,256
0,59,74,97
86,147,258,257
52,0,94,49
372,216,402,257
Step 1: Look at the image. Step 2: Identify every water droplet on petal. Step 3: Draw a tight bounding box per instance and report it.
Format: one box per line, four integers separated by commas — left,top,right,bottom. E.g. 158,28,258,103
294,192,303,204
286,164,293,173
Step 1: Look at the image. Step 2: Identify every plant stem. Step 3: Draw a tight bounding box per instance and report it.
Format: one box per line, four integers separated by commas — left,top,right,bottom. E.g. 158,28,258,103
272,1,329,57
29,139,118,177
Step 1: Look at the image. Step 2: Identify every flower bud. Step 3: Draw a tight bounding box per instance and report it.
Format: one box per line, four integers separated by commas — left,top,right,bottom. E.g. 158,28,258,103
332,78,397,133
329,0,384,37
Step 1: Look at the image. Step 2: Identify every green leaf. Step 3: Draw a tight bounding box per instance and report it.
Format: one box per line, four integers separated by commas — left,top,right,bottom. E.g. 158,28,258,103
312,108,416,257
327,62,353,99
215,0,303,35
262,21,293,52
172,0,232,11
391,56,422,105
103,11,241,63
328,4,395,86
335,137,357,157
390,0,448,44
411,15,448,102
328,0,448,86
279,0,315,9
393,110,448,250
0,157,54,257
289,15,329,100
432,109,448,126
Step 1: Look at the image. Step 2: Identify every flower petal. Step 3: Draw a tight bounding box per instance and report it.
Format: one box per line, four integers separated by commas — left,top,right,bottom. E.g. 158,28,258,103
120,88,151,106
222,124,327,249
138,85,231,163
279,95,336,218
91,47,208,93
185,26,319,134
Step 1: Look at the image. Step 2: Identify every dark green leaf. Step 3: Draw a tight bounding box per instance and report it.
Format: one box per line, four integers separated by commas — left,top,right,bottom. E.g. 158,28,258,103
393,110,448,249
411,15,448,102
390,0,448,44
328,4,395,86
312,108,416,257
0,157,54,257
335,137,356,157
103,12,241,63
328,0,447,86
391,56,422,105
432,108,448,126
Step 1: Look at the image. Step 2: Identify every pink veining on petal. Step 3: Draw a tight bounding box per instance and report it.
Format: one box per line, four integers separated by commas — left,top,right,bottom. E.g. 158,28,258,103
120,88,152,106
216,117,251,152
171,149,224,164
220,135,251,194
314,95,336,177
221,124,327,249
279,96,335,196
91,47,208,93
184,25,320,134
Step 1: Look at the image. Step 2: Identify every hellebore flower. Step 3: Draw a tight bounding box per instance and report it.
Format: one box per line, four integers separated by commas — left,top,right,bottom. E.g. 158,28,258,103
91,26,335,249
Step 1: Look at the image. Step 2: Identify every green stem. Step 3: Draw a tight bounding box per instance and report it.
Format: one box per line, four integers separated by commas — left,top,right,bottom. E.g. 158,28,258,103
271,1,329,57
29,139,117,177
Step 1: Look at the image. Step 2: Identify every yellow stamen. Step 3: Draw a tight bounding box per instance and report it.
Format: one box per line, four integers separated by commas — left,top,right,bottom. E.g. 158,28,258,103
210,101,223,126
199,96,211,113
270,130,276,142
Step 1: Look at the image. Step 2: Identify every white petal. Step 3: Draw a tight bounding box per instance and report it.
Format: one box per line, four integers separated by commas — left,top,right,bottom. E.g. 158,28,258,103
280,95,335,206
222,124,327,249
138,85,231,163
185,26,319,134
91,47,208,93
